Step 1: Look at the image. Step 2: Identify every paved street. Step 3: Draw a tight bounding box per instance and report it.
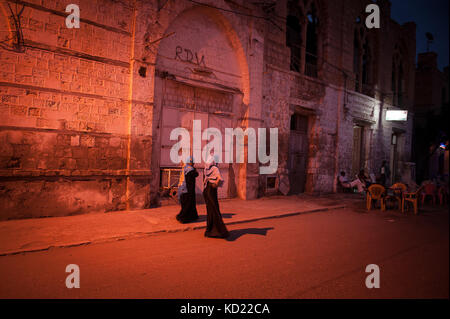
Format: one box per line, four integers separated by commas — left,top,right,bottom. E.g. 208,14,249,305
0,203,448,299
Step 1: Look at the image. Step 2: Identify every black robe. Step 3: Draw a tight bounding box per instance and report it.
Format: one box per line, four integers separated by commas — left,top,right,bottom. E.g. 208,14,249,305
176,169,199,223
203,182,229,238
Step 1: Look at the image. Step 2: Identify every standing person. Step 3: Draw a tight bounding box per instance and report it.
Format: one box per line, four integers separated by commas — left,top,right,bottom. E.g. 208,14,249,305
203,155,229,238
176,156,199,224
380,160,391,186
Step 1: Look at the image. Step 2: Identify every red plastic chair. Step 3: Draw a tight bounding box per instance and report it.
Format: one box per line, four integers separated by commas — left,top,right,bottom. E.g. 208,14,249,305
402,186,424,215
366,184,386,211
386,182,408,210
421,183,437,205
438,186,449,205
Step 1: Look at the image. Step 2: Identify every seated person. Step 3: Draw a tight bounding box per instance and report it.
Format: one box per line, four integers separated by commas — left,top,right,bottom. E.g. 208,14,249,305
338,171,353,192
339,171,366,193
357,169,372,188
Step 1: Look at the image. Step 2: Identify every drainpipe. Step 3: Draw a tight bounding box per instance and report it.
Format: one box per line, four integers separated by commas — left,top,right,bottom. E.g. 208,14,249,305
126,0,137,210
333,0,346,193
334,75,346,193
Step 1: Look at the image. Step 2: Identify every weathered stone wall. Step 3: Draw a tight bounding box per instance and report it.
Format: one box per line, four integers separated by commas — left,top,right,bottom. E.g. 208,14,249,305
138,0,267,202
0,0,268,218
262,0,416,194
0,0,416,218
0,0,150,219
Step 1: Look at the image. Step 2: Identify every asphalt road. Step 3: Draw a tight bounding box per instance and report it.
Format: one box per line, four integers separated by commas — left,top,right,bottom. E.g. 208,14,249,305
0,205,448,299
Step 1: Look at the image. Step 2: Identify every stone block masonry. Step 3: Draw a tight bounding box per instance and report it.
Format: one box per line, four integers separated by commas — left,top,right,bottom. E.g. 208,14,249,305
0,0,153,219
261,0,415,194
0,0,416,219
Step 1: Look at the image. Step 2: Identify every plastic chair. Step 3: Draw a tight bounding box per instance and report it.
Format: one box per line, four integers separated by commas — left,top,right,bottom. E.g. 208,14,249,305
421,183,437,205
386,182,408,210
402,186,424,215
366,184,386,211
438,186,449,205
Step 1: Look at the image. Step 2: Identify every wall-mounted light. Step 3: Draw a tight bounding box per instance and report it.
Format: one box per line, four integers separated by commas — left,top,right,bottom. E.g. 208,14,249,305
391,134,397,145
386,110,408,121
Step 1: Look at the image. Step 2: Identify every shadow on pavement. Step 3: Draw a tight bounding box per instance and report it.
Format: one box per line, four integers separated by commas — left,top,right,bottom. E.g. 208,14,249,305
226,227,274,242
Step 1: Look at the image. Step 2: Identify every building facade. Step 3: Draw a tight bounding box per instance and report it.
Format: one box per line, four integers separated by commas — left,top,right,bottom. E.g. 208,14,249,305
0,0,416,219
413,52,449,182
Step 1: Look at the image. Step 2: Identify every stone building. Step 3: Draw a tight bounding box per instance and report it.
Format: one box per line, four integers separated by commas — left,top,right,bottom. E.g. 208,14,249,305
0,0,416,219
413,52,449,182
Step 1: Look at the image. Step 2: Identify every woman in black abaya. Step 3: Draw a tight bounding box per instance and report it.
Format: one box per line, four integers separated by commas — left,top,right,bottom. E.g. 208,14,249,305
176,156,199,223
203,156,229,238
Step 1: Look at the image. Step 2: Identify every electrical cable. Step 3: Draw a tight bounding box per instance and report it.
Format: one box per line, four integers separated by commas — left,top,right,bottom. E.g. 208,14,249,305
181,0,400,98
184,0,282,30
5,0,25,52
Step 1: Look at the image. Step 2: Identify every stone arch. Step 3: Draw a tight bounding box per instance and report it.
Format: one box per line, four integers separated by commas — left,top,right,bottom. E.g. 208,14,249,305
150,3,252,200
150,3,250,105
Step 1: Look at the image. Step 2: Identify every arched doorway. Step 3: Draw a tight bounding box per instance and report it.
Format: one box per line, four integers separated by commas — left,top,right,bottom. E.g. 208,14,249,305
152,6,249,201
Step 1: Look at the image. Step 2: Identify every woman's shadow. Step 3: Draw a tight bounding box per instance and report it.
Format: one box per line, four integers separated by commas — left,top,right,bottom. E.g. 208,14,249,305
196,213,235,222
226,227,274,241
193,214,274,241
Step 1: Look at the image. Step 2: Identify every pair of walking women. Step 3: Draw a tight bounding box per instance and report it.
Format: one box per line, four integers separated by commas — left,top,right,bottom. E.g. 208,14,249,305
176,156,229,238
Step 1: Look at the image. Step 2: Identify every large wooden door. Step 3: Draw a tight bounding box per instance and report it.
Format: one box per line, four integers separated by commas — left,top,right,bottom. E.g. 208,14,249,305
390,133,399,184
288,114,309,194
159,80,233,199
352,125,363,178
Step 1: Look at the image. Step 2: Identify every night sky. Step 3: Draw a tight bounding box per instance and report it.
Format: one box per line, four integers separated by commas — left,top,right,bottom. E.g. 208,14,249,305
390,0,449,71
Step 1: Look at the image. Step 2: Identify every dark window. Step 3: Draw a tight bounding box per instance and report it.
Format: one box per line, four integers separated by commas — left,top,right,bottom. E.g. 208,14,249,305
353,30,360,91
353,26,372,94
362,40,370,85
290,114,296,130
266,176,276,189
391,65,396,92
286,15,302,72
290,114,308,132
392,44,404,106
353,30,360,74
305,8,318,77
397,64,403,106
286,0,321,78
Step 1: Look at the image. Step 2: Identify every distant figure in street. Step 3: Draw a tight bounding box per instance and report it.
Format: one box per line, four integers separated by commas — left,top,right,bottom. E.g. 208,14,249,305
176,156,199,224
203,155,229,238
380,160,391,186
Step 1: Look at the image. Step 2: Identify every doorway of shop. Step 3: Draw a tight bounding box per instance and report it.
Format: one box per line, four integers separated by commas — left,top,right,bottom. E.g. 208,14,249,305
288,114,309,194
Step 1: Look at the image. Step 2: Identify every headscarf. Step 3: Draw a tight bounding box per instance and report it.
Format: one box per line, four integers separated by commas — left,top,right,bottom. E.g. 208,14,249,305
183,156,194,175
203,155,222,187
178,156,195,196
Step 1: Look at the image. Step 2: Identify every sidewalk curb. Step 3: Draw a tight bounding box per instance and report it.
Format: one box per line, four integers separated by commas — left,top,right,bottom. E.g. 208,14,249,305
0,205,346,257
